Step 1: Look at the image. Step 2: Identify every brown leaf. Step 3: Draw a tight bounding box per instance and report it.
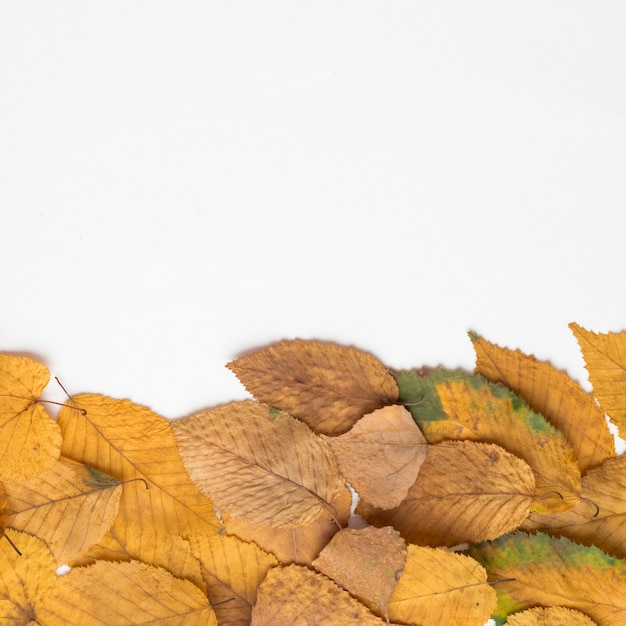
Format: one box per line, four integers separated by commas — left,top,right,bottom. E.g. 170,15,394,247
387,544,497,626
358,440,535,546
227,339,399,435
40,559,216,625
570,322,626,435
323,405,427,509
522,454,626,558
312,526,406,619
188,533,278,626
4,456,122,566
172,400,345,527
506,606,598,625
223,485,352,565
0,354,61,481
471,333,615,473
58,394,221,542
251,564,387,625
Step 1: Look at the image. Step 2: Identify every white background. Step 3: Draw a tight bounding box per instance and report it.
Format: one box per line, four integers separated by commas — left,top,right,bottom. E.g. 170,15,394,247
2,2,626,427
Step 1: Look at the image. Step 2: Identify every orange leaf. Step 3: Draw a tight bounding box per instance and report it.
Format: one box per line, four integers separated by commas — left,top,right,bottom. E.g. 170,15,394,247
172,401,345,527
251,564,386,625
57,394,220,541
323,405,427,509
0,354,61,480
312,526,406,619
358,441,535,546
227,339,399,435
506,606,598,625
4,456,122,565
570,322,626,436
471,333,615,473
387,544,496,626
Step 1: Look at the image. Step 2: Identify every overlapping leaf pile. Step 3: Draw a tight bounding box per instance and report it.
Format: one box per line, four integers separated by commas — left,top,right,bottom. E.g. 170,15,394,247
1,322,626,624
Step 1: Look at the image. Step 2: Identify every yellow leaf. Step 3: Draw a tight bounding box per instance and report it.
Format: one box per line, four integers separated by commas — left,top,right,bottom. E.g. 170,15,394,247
387,544,496,626
227,339,399,435
251,564,387,625
358,441,534,546
40,560,216,625
472,333,615,473
172,401,345,527
312,526,406,619
0,529,57,622
323,405,427,509
0,354,61,481
506,606,598,625
4,456,122,565
570,322,626,435
188,533,277,626
57,394,220,541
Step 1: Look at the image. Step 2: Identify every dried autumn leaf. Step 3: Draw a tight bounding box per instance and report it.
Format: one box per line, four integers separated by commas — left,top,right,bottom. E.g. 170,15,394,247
471,332,615,473
188,533,278,626
570,322,626,435
40,559,216,625
323,405,427,509
4,456,122,566
395,368,580,513
251,564,386,625
57,394,220,542
506,606,598,626
223,485,352,565
227,339,399,435
0,529,57,623
0,354,61,481
312,526,406,619
522,454,626,558
358,441,534,547
387,544,496,626
172,400,345,527
467,531,626,625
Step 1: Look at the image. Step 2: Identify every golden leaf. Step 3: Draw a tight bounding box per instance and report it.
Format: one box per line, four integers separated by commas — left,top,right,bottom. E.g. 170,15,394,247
250,564,387,625
506,606,598,625
387,544,496,626
57,394,220,541
172,401,345,527
471,333,615,473
0,354,61,481
39,560,216,625
312,526,406,619
227,339,399,435
323,405,427,509
188,533,278,626
4,456,122,565
358,441,535,546
570,322,626,435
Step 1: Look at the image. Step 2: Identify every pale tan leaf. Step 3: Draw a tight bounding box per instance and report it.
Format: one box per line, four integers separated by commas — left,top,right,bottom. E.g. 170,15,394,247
506,606,598,625
251,564,386,625
312,526,406,619
387,544,496,626
4,456,122,565
358,441,535,546
472,333,615,473
323,405,427,509
227,339,399,435
40,560,216,625
172,401,345,527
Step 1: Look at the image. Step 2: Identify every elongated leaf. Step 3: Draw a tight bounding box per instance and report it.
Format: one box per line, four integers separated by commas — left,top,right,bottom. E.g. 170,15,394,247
227,339,399,435
172,400,345,527
4,456,122,565
358,441,534,546
506,606,598,625
395,368,580,513
387,544,496,626
467,532,626,625
471,332,615,472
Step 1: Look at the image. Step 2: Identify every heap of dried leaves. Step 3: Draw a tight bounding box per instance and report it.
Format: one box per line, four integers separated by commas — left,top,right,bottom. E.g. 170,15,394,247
2,322,626,625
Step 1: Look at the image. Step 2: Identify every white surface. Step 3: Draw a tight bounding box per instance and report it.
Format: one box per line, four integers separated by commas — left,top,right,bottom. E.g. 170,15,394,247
2,3,626,422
